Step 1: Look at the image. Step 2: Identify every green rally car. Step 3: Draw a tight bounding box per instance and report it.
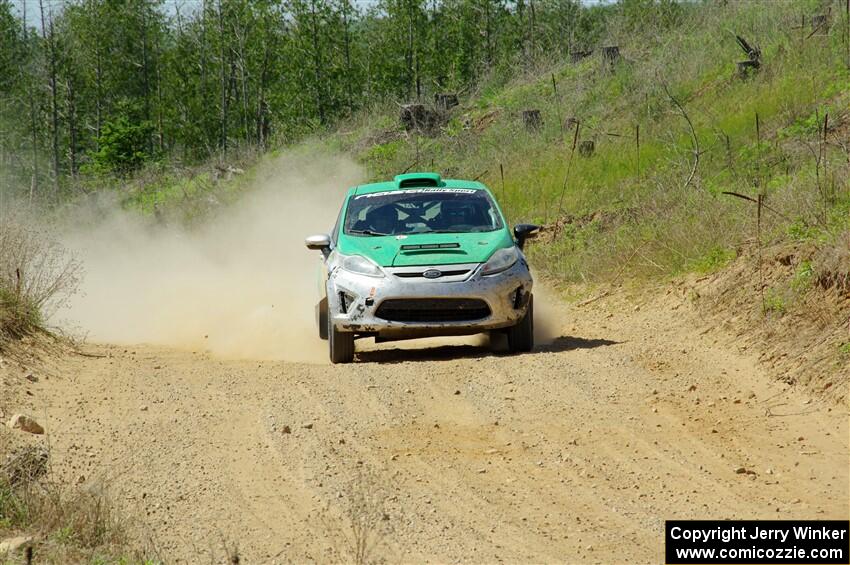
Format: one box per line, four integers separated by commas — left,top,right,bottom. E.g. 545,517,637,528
305,172,539,363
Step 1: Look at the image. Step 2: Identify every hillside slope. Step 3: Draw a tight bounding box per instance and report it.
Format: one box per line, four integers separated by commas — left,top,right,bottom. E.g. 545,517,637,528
43,0,847,398
321,0,849,397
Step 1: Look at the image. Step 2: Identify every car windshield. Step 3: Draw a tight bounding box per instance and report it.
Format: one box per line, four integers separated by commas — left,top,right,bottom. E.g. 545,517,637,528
344,188,504,236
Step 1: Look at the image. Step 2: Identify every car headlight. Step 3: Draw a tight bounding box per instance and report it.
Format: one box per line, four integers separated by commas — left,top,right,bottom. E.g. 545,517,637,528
481,246,519,276
340,254,385,278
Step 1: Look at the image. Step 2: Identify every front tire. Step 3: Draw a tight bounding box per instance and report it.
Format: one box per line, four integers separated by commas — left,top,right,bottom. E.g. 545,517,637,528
317,297,328,340
507,294,534,353
328,314,355,364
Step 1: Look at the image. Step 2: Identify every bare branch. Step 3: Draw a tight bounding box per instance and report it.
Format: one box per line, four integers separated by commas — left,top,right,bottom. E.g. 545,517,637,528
661,80,700,189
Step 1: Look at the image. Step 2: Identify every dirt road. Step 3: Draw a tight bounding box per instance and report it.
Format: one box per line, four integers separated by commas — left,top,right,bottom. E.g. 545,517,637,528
34,287,849,563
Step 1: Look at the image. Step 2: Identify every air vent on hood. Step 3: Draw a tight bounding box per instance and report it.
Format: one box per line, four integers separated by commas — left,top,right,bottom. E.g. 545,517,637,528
400,243,460,250
394,172,443,188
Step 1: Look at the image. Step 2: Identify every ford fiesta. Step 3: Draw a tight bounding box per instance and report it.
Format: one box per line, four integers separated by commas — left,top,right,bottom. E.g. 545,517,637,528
305,172,539,363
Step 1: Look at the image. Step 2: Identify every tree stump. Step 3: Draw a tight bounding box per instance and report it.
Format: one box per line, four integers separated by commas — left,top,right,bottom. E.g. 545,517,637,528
570,50,592,63
578,140,595,157
735,35,761,65
434,93,459,111
522,109,542,131
601,46,620,69
400,104,438,132
736,60,760,79
811,14,829,34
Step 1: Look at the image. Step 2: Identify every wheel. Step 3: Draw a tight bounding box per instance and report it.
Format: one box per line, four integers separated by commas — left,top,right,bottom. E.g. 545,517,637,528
507,294,534,353
317,297,328,340
328,311,354,364
486,330,508,352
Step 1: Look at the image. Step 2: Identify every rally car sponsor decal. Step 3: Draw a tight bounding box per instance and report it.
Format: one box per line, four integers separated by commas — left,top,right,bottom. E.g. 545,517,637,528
354,188,477,199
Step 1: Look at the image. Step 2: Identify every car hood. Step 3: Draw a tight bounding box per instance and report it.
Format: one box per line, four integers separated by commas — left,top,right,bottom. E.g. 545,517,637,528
338,230,514,267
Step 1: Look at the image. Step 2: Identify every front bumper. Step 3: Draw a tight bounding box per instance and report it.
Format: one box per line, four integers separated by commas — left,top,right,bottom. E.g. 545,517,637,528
327,259,533,340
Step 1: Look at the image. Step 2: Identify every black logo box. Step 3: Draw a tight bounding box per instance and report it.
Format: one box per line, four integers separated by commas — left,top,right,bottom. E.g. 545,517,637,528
666,520,849,564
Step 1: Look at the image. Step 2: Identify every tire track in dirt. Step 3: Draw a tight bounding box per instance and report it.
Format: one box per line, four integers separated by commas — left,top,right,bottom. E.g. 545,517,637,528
29,289,849,564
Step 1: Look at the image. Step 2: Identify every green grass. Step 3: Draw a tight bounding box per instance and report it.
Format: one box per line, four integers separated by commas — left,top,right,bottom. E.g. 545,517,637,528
0,477,30,525
41,0,849,292
0,287,43,342
686,247,738,275
1,214,83,348
763,288,787,315
791,260,815,293
322,0,850,285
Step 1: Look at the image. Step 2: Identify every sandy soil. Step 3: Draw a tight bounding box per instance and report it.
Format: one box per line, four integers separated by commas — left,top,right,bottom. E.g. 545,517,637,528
23,287,850,563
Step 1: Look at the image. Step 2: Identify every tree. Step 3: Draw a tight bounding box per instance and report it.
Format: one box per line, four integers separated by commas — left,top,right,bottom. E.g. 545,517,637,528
85,104,154,175
0,0,619,194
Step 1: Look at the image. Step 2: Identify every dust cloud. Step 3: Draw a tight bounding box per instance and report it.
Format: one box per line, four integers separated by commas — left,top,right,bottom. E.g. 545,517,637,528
61,151,362,363
59,151,561,362
531,283,561,345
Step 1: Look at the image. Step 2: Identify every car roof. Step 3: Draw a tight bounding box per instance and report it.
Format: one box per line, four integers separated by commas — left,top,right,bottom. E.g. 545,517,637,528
349,172,491,196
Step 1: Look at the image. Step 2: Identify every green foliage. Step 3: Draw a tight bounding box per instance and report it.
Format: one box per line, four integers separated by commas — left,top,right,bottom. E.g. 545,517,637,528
763,288,786,315
779,107,829,139
0,472,156,564
0,286,42,340
0,477,30,526
2,0,848,291
0,1,25,90
328,0,850,285
619,0,684,31
791,260,815,293
0,0,614,199
53,524,76,544
85,115,155,175
826,194,850,232
0,214,82,345
687,247,736,275
362,141,404,172
787,219,821,242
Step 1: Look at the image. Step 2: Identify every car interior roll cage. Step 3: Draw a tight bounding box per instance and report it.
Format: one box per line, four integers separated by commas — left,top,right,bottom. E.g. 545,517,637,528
347,193,500,236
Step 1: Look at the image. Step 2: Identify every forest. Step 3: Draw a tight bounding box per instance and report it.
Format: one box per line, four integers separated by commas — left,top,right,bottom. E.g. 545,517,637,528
0,0,679,200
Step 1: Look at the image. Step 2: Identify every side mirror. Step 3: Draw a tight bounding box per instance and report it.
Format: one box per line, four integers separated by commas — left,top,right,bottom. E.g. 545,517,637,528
513,224,540,250
305,233,331,251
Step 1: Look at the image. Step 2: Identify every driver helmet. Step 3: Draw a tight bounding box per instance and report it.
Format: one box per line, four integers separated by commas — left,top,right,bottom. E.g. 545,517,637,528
366,204,398,234
439,200,474,227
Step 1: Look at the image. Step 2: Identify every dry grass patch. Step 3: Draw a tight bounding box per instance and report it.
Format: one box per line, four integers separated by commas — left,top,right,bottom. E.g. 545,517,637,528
0,210,81,348
0,438,159,564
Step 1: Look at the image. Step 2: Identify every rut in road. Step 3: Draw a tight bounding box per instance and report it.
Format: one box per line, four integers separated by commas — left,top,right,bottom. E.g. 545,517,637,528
36,288,849,564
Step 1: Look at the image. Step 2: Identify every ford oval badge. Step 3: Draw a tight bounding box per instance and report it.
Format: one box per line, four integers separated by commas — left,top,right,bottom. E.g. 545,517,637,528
422,269,443,279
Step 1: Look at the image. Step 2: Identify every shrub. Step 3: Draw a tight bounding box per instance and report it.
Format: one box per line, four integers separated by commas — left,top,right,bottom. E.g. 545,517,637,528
0,444,159,563
84,115,155,175
763,288,787,315
688,246,737,275
0,211,81,344
791,260,815,293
